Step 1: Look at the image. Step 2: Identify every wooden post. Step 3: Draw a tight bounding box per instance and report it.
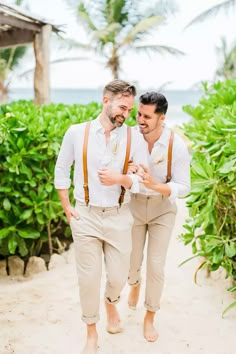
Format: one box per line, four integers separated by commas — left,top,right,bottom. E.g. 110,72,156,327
33,24,51,105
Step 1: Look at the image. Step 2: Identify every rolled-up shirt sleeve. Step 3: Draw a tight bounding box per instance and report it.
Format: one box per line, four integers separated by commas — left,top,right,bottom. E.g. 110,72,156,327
54,126,74,189
167,139,191,203
128,127,149,194
127,173,141,193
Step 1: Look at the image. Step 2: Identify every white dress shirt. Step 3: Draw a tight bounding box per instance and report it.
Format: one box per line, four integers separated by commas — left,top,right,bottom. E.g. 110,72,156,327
54,118,148,207
135,124,190,202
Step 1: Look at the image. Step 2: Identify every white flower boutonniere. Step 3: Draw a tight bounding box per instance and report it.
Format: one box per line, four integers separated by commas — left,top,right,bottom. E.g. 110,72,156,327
153,154,164,165
112,141,119,155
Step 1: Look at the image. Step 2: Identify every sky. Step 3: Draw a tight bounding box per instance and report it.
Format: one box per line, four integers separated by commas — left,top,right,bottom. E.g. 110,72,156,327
10,0,236,90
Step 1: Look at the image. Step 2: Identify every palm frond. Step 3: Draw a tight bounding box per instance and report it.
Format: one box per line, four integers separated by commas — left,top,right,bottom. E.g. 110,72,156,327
0,46,28,70
134,44,185,56
185,0,236,29
58,37,94,51
122,16,164,45
18,56,90,78
77,2,97,32
103,0,128,25
92,23,122,43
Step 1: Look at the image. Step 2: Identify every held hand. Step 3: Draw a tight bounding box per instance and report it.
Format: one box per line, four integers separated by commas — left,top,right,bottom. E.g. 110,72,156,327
98,168,120,186
65,206,79,223
139,163,159,191
127,160,138,174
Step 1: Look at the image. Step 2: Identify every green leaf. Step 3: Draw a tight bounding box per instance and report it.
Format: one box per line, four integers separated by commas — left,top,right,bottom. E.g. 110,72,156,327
20,209,33,220
20,197,33,206
219,159,236,174
227,285,236,293
17,137,24,149
3,198,11,211
8,234,18,254
0,228,10,239
212,247,224,264
46,183,53,193
18,228,40,239
222,300,236,318
225,243,236,258
18,238,28,257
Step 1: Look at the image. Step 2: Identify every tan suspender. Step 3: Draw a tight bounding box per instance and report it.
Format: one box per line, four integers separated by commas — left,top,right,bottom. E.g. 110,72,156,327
118,126,131,206
82,122,131,206
83,121,91,206
166,131,174,183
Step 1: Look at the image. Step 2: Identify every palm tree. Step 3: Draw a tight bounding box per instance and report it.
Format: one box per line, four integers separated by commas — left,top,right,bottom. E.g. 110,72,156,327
0,46,28,103
215,37,236,79
68,0,184,79
0,0,28,103
185,0,236,82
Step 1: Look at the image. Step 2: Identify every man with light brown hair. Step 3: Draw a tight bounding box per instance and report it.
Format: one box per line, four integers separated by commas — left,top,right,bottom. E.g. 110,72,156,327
54,80,148,354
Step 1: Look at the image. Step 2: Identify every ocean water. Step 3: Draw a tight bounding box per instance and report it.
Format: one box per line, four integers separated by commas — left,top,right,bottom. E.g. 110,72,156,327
8,88,202,127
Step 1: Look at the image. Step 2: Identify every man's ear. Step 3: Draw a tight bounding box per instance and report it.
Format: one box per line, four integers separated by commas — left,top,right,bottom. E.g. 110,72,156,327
103,96,109,104
160,114,165,122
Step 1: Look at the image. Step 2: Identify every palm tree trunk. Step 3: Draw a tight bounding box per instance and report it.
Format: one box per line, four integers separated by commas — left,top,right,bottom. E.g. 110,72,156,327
0,82,8,103
107,47,120,79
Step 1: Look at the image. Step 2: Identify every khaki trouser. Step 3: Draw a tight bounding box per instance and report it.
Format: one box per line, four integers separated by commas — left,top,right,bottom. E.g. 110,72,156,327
70,202,133,324
128,193,177,312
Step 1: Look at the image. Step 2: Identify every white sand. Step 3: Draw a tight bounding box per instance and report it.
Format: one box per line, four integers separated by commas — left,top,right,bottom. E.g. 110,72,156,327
0,199,235,354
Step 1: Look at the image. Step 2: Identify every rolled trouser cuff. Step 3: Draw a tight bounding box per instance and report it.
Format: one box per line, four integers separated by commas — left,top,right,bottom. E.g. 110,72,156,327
82,314,100,324
144,302,160,313
128,278,141,287
105,295,121,305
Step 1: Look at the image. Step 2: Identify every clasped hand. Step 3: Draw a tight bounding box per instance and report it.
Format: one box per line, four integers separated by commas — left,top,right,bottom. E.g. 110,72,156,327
128,161,158,191
98,168,120,186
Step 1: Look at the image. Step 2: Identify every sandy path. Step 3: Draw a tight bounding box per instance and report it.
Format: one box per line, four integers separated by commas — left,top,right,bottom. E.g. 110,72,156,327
0,199,235,354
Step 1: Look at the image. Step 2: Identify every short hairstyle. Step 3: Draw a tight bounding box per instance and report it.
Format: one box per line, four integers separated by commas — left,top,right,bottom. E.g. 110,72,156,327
139,92,168,114
103,79,136,97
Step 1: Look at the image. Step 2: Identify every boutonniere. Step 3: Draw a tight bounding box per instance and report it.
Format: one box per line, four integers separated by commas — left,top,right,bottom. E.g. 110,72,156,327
153,154,164,165
112,141,119,155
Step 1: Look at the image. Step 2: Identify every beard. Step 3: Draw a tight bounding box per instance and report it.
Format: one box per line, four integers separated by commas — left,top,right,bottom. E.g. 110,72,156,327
109,114,125,127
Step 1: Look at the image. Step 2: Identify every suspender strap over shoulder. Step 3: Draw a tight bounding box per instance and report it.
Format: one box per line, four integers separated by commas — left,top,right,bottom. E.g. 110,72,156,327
83,121,91,205
119,126,131,206
82,122,131,207
166,131,174,183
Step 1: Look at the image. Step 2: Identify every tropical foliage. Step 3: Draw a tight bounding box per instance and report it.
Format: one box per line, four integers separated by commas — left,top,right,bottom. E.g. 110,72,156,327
68,0,183,78
0,100,102,261
215,37,236,79
181,78,236,315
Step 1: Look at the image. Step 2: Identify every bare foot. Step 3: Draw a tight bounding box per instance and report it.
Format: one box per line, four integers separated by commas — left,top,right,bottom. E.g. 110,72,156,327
144,312,158,342
105,302,123,334
128,283,141,309
81,324,98,354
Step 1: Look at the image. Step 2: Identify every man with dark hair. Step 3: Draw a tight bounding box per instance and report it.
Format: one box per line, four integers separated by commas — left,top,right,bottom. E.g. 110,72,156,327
128,92,190,342
54,80,147,354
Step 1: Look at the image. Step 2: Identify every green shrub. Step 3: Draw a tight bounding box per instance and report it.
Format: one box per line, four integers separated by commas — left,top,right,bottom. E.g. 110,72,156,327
181,79,236,282
0,100,101,259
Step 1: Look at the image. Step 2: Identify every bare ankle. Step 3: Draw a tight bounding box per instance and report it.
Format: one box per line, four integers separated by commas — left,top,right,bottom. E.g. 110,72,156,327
145,310,155,322
86,323,98,338
82,324,98,354
128,283,141,308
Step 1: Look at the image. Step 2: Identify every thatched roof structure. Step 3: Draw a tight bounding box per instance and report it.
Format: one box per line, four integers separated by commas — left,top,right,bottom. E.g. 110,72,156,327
0,1,61,104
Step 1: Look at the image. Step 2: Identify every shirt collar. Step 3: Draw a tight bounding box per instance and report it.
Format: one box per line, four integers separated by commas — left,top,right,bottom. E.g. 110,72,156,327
154,124,170,146
92,117,104,133
92,116,123,136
